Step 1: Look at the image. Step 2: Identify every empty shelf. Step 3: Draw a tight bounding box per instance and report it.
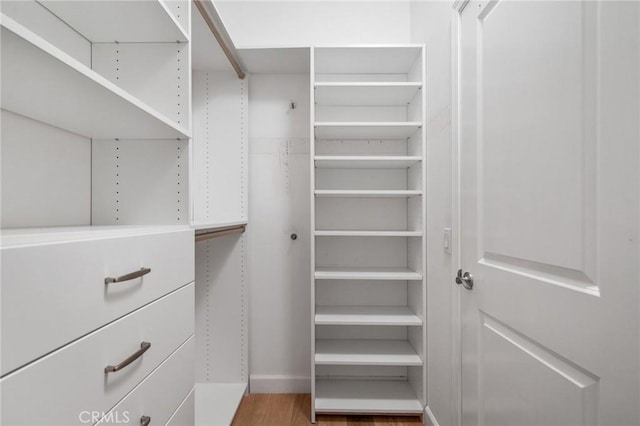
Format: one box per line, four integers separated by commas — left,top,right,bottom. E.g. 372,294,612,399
41,0,188,42
315,267,422,280
315,340,422,366
194,383,246,426
314,122,421,140
315,230,422,237
315,380,423,414
1,16,189,140
315,306,422,326
315,190,422,198
315,83,422,106
314,156,422,169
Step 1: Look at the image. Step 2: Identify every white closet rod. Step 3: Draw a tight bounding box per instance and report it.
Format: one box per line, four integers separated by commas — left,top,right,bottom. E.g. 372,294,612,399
195,225,246,242
193,0,246,79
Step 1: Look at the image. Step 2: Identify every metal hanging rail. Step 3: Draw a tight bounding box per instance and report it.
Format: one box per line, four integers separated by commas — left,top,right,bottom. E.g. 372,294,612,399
195,225,246,242
193,0,246,79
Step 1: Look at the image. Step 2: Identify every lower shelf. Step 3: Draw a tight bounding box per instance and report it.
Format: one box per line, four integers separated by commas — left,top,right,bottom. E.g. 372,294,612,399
315,339,423,366
315,380,423,414
194,382,246,426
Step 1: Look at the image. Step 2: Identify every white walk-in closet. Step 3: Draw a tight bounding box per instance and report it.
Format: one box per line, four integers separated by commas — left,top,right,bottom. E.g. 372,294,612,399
1,1,639,426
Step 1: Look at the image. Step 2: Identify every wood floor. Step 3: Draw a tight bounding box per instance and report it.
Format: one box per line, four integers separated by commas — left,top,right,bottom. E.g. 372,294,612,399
232,394,423,426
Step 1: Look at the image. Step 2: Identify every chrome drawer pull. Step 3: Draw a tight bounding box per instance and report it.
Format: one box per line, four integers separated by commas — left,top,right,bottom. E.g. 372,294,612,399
140,416,151,426
104,267,151,284
104,342,151,373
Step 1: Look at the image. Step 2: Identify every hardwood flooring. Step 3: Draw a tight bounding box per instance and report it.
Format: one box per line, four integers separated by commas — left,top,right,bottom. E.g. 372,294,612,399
232,394,423,426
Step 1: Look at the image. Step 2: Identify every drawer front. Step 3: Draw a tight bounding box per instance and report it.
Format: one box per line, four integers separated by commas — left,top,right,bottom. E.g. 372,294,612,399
97,336,194,426
166,389,195,426
1,283,194,426
1,228,194,374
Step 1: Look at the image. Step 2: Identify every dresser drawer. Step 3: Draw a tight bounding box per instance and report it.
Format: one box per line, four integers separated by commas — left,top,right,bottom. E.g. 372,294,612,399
1,227,194,375
0,283,194,426
96,336,194,426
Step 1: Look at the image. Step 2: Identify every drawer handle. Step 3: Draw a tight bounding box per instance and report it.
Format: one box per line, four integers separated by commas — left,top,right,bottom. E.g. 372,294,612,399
104,267,151,284
104,342,151,373
140,416,151,426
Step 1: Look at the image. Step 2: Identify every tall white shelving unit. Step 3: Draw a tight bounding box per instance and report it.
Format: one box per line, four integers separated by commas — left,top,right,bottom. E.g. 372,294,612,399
310,46,426,420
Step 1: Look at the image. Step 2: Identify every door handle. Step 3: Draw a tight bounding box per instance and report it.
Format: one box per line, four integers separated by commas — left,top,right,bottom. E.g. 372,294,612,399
456,269,474,290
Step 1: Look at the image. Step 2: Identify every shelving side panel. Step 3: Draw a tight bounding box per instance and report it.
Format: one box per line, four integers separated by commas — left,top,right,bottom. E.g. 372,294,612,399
407,131,422,157
194,234,248,384
1,110,91,228
1,0,90,67
162,0,191,38
192,71,248,225
310,46,317,423
92,43,190,131
91,139,189,225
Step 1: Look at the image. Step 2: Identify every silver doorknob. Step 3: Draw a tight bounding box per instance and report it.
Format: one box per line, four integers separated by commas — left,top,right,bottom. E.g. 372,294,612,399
456,269,473,290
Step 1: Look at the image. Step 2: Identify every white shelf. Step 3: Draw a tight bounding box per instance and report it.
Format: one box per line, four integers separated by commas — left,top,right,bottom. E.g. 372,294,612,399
314,156,421,169
315,230,422,237
315,190,422,198
315,83,422,106
0,225,192,249
1,16,190,140
315,340,422,366
315,380,423,414
314,45,423,75
194,383,246,426
314,122,421,140
315,306,422,326
315,266,422,281
41,0,188,43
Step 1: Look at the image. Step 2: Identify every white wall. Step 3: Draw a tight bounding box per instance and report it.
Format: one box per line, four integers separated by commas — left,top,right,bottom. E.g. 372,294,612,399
410,2,455,425
216,0,411,47
247,74,312,392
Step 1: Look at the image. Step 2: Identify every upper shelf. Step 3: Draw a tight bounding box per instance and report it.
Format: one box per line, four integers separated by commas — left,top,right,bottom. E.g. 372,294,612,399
40,0,188,43
314,46,422,75
314,122,422,140
315,83,422,106
1,16,190,140
315,190,422,198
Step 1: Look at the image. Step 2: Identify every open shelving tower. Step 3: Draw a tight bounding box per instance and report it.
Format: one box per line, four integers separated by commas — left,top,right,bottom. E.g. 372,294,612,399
310,45,426,421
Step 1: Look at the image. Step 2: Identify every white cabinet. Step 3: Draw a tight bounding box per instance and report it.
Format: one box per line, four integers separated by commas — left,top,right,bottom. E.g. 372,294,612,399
1,1,195,424
311,45,426,419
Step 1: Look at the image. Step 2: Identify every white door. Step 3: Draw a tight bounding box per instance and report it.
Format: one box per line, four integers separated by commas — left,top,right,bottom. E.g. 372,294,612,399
459,1,639,425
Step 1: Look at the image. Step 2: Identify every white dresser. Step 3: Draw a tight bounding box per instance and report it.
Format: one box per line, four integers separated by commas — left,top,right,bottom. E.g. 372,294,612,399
1,227,196,425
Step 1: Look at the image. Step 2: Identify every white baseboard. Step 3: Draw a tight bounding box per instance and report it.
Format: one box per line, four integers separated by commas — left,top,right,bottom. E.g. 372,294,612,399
424,405,440,426
249,375,311,393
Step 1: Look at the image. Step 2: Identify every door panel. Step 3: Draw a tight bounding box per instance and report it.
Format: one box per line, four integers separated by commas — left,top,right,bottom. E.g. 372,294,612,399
460,1,639,425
